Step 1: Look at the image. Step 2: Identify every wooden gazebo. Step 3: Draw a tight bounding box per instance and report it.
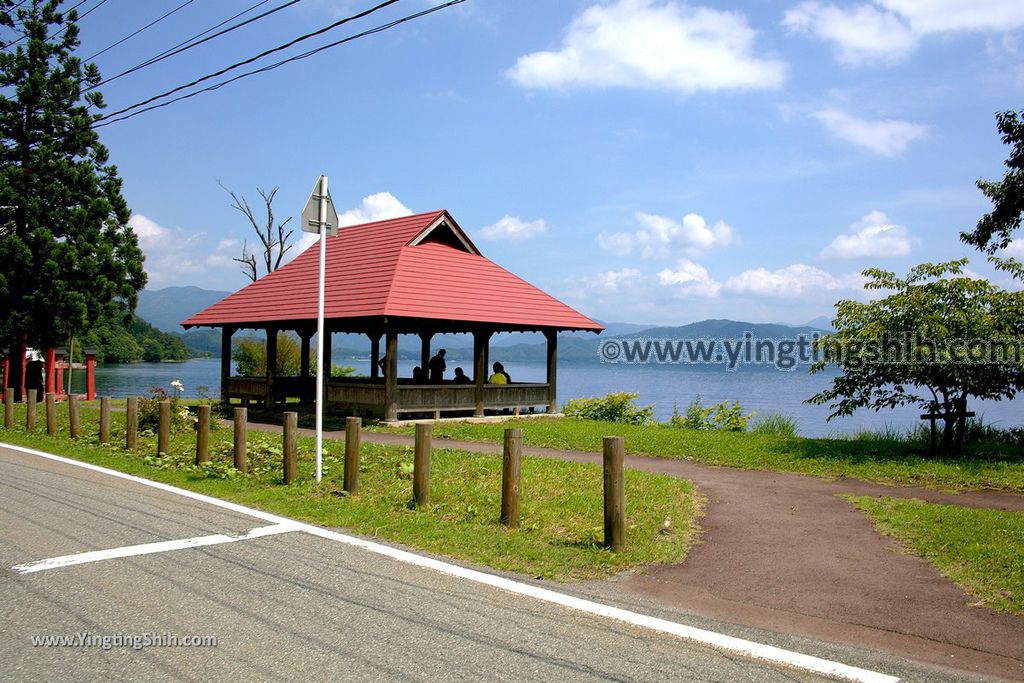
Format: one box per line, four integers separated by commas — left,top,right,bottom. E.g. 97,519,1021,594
182,210,603,420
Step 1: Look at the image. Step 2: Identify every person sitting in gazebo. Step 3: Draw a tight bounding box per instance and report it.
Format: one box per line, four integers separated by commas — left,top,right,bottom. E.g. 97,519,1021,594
488,361,510,384
452,367,472,384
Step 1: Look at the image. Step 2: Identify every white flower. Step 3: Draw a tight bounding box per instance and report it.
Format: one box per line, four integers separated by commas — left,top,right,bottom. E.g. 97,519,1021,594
171,379,183,391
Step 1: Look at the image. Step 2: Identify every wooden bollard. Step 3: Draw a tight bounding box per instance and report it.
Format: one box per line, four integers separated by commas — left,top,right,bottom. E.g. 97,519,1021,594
603,436,626,552
99,396,110,444
413,422,432,507
233,407,247,473
501,428,522,528
283,411,297,484
125,396,138,450
25,389,36,431
157,400,170,456
3,388,13,429
196,404,210,465
68,394,80,439
343,416,361,494
45,393,56,435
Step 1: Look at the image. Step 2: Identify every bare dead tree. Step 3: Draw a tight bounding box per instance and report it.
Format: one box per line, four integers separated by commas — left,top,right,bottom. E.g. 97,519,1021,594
219,180,294,281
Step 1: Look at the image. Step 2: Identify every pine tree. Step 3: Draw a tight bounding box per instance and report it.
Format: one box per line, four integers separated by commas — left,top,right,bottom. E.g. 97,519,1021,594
0,1,145,398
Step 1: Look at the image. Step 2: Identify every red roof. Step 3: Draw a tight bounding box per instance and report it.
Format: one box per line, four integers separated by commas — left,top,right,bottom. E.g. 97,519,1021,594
182,210,603,332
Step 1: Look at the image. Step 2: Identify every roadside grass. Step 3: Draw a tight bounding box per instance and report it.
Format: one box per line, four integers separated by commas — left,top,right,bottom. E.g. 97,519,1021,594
847,496,1024,614
369,418,1024,492
0,402,700,580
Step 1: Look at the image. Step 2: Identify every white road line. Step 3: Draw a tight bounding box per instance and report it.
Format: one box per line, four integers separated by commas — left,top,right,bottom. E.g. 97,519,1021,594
2,442,899,683
12,524,297,574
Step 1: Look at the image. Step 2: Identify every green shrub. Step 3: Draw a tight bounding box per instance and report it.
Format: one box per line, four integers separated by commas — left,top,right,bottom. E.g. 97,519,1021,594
138,385,195,433
751,413,799,437
563,392,654,425
669,395,754,432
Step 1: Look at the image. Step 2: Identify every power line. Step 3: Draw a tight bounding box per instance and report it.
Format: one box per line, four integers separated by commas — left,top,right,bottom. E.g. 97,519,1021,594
83,0,197,62
86,0,296,92
94,0,466,128
48,0,109,41
95,0,403,122
3,0,102,50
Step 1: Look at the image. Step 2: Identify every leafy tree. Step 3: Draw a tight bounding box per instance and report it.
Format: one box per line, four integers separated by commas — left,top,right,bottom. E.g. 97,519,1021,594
232,332,355,377
0,1,145,398
961,110,1024,253
219,181,294,282
808,260,1024,454
142,338,164,362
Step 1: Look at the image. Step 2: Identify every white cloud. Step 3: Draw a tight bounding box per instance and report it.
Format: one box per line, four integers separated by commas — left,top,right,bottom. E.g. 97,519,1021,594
1003,240,1024,257
725,264,865,297
820,210,916,259
130,214,237,287
597,211,739,258
294,191,413,254
783,2,917,65
565,268,645,298
508,0,786,93
657,258,722,297
478,215,547,241
784,0,1024,65
338,191,412,227
877,0,1024,34
813,109,928,156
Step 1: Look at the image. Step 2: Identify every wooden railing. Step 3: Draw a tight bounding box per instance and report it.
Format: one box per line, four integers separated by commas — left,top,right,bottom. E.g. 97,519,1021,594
224,376,551,417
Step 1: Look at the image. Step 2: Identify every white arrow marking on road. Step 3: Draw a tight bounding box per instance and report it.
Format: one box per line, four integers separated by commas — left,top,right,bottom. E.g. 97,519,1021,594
12,523,299,574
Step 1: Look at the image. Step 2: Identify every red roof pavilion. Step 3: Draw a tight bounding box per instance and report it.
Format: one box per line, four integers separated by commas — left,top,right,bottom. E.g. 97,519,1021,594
185,210,602,420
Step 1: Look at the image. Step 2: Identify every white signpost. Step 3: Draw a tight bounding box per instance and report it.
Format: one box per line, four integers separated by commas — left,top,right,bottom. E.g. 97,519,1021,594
301,175,339,482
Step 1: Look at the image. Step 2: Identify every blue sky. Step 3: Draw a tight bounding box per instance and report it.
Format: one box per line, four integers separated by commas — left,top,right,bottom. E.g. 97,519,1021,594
63,0,1024,325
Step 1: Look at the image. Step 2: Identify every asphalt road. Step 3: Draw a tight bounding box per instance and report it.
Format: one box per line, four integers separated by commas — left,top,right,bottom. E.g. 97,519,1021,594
0,444,977,682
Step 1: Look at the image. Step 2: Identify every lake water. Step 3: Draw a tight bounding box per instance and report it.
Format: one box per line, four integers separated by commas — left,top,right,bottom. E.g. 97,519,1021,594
73,357,1023,438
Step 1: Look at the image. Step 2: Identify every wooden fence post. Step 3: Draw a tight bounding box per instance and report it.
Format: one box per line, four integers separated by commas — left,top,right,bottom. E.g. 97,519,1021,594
233,407,247,473
99,396,110,444
125,396,138,450
25,389,36,431
3,388,12,429
157,400,170,456
196,404,210,465
45,392,56,435
501,428,522,528
343,416,361,494
413,422,432,507
283,411,297,484
603,436,625,552
68,394,80,439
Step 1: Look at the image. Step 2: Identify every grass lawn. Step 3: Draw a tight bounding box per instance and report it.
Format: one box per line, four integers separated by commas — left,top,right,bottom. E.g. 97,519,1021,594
0,401,700,581
366,418,1024,493
848,496,1024,614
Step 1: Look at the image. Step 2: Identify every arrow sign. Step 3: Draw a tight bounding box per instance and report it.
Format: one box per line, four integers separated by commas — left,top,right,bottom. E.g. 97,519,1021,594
301,175,340,236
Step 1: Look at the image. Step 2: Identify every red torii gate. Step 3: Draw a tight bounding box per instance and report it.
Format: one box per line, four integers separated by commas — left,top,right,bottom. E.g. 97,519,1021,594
2,345,97,402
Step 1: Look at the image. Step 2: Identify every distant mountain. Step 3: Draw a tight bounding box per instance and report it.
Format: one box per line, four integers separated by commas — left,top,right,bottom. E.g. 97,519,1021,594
804,315,835,332
137,286,230,333
629,319,827,339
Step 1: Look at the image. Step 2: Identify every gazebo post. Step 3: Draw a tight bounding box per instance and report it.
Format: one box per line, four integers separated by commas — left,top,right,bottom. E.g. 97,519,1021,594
384,331,399,421
220,326,236,403
473,329,491,417
265,326,278,407
299,330,311,379
299,329,312,403
419,332,433,375
369,333,381,379
545,330,558,413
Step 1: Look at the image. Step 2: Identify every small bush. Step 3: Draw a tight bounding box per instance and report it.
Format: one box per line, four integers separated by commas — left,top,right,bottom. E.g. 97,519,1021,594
138,385,195,434
563,392,654,425
669,395,754,432
750,413,799,437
